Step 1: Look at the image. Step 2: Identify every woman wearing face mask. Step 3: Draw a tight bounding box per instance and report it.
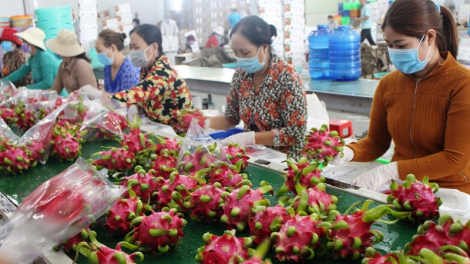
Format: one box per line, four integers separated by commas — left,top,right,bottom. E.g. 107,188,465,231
107,24,193,133
331,0,470,194
1,28,58,90
207,16,307,160
47,29,98,95
95,29,140,94
206,26,225,48
0,27,32,87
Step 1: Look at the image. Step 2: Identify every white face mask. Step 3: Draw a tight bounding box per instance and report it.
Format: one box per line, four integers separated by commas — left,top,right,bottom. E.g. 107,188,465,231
130,45,153,68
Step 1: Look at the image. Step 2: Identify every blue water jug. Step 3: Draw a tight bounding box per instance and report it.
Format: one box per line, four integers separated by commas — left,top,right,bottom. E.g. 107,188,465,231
308,25,331,80
329,25,361,81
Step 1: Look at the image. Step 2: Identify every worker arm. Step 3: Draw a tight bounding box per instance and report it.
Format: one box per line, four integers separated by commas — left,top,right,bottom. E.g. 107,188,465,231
348,82,392,161
398,83,470,181
112,70,151,106
27,53,56,89
3,63,30,84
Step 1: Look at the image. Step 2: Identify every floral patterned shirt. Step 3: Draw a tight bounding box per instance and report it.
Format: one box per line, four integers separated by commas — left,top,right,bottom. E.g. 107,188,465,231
2,48,32,87
225,54,307,159
113,55,193,133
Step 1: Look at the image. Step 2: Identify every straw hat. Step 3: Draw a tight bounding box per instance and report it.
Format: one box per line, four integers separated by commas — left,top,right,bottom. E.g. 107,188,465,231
46,29,84,57
213,26,224,36
0,27,22,46
14,27,46,51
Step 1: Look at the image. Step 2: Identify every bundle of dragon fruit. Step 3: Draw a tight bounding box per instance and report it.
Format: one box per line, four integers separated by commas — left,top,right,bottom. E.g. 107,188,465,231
277,156,325,197
56,97,89,127
104,190,145,235
176,109,206,134
211,143,250,171
13,101,38,131
91,146,136,175
205,162,251,190
195,229,254,264
50,123,84,162
153,171,200,212
303,124,345,166
123,207,187,255
220,183,273,231
189,182,228,223
75,229,144,264
249,205,293,244
385,174,442,223
82,110,128,141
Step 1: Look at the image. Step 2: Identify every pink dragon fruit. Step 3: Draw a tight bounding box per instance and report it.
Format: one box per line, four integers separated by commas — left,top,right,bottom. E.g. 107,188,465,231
0,107,16,125
0,147,34,174
221,183,273,231
123,208,187,255
151,149,178,179
51,130,83,162
386,174,442,223
189,182,227,223
104,190,144,235
239,239,273,264
56,97,88,126
177,109,206,134
361,247,400,264
0,137,14,151
75,229,144,264
277,157,325,197
212,143,250,171
107,110,128,131
91,146,136,175
120,166,158,203
153,171,200,212
206,162,251,189
417,246,470,264
14,103,37,131
153,135,181,156
325,200,409,261
55,228,95,254
249,205,293,244
21,139,46,161
303,124,345,166
178,146,215,174
271,214,326,262
120,115,153,154
293,183,338,215
195,229,254,264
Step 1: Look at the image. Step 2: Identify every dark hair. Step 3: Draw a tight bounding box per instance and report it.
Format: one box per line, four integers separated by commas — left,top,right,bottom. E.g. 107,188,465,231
382,0,458,58
73,52,91,63
98,29,126,51
130,24,164,55
230,16,277,47
328,15,333,19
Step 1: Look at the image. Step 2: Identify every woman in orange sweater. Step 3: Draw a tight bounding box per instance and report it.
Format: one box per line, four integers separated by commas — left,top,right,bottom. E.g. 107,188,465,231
332,0,470,194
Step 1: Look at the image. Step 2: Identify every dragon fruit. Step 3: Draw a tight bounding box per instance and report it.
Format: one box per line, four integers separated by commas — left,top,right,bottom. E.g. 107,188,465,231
14,102,37,131
0,137,14,151
0,147,34,174
91,146,136,175
361,247,400,264
104,190,144,235
405,214,470,256
293,183,338,215
153,171,200,212
386,174,442,223
123,208,187,255
303,124,345,166
120,115,153,154
325,200,409,261
177,109,206,134
271,214,326,262
75,229,144,264
221,183,273,231
189,182,227,223
249,205,293,244
178,146,215,174
108,110,128,131
416,246,470,264
0,107,16,125
151,149,178,179
277,157,325,197
56,97,88,126
239,239,273,264
51,126,83,162
55,228,95,254
152,135,181,156
195,229,254,264
212,143,250,171
120,166,158,203
21,139,46,161
206,162,251,189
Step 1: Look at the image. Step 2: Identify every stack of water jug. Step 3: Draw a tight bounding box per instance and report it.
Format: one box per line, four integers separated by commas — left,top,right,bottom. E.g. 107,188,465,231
308,25,361,81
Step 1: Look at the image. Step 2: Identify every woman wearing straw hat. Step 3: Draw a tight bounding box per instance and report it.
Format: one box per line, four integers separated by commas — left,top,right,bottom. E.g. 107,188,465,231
47,29,98,95
1,27,59,90
0,27,32,87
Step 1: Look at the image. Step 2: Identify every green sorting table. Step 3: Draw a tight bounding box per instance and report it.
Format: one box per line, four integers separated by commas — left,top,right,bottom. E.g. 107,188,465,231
0,141,419,264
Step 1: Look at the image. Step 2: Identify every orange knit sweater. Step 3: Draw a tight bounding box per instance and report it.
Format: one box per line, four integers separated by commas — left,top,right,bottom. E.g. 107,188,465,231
348,52,470,194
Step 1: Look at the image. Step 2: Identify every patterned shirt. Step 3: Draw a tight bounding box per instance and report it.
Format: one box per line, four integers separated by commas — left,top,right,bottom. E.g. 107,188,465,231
225,54,307,159
2,48,32,87
113,55,193,134
103,57,141,94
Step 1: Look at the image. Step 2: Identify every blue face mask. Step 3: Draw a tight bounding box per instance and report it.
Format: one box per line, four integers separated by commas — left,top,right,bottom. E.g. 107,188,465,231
97,47,114,66
388,34,432,74
1,41,13,52
236,46,266,74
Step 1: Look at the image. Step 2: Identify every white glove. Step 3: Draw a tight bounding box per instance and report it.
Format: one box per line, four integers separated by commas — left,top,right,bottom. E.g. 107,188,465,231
220,131,255,148
329,146,355,166
352,162,399,190
204,118,211,129
80,85,102,100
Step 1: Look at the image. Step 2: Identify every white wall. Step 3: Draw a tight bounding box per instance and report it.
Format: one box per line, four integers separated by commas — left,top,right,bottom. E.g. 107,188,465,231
0,0,26,16
306,0,343,27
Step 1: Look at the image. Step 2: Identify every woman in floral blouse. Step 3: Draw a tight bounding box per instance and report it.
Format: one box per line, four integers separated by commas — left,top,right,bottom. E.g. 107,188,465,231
0,27,32,87
83,24,194,133
208,16,307,159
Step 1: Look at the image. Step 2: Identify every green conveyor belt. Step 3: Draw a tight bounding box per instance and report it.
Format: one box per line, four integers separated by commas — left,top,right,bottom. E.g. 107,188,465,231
0,141,418,264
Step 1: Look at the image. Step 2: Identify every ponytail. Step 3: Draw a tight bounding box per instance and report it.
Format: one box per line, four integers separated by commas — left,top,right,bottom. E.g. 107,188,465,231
269,24,278,38
437,5,459,58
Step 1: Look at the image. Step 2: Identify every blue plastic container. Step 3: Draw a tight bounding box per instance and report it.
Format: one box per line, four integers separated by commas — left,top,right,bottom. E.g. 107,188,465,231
329,25,361,81
308,25,331,80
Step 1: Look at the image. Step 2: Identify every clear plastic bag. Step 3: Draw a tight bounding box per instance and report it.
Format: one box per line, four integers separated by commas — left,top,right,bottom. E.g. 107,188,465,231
0,118,19,143
0,157,125,264
0,80,17,103
80,100,125,142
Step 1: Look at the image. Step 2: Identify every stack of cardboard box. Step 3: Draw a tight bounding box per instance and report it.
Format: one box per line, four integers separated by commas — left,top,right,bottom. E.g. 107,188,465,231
98,4,133,45
259,0,285,58
284,0,305,68
78,0,98,51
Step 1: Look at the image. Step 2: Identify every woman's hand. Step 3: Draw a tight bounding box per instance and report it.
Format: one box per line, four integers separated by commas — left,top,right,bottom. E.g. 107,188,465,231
352,162,399,190
221,131,255,147
330,146,355,166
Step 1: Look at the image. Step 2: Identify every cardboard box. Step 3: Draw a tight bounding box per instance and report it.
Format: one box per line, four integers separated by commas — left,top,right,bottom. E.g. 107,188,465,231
79,25,98,40
117,14,133,26
114,4,131,13
102,18,119,30
79,12,98,26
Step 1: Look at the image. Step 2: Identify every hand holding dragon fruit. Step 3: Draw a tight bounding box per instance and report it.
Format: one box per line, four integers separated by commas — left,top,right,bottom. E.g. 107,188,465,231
277,156,325,197
303,124,345,166
386,174,442,223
